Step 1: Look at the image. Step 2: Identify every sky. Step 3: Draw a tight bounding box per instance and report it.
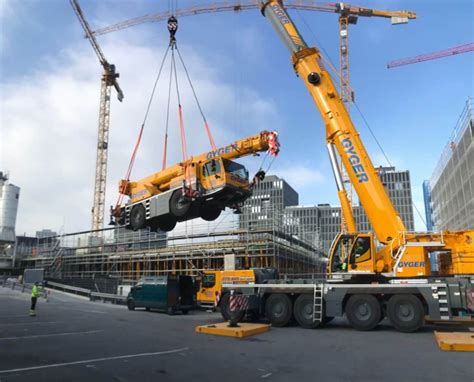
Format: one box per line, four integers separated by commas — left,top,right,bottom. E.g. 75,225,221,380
1,0,473,236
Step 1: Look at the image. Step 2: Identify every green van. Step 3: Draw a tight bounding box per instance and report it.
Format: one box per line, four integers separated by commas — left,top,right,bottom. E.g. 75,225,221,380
127,275,194,315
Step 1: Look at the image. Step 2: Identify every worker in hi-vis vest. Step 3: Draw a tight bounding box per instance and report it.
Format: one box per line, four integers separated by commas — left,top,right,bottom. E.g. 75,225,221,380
30,282,41,316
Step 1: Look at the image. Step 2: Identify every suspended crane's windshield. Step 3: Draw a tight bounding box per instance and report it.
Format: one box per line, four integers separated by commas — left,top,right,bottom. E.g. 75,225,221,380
223,159,248,180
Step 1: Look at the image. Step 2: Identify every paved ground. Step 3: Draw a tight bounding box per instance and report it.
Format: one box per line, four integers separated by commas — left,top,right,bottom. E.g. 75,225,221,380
0,286,472,382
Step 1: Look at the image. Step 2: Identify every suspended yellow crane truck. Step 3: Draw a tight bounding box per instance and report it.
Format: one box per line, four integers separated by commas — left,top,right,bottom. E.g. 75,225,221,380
222,0,474,332
112,130,279,232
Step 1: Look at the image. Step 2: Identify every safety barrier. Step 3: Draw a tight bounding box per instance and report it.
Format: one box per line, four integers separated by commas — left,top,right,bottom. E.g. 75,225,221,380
90,291,127,304
46,280,91,296
1,279,49,300
2,278,127,305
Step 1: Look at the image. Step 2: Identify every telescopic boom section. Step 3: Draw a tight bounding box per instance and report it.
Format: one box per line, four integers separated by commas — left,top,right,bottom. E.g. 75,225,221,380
119,130,279,199
260,0,405,244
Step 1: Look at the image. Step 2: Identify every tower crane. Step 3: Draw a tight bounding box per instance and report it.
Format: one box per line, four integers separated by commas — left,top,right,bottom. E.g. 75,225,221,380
387,42,474,68
70,0,124,232
89,1,415,233
90,1,415,110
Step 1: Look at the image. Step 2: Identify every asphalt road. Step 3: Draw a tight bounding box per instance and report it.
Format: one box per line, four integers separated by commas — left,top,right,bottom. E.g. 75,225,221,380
0,286,472,382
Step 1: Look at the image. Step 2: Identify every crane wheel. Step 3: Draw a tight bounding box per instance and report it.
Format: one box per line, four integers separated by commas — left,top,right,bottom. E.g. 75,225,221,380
219,293,231,321
157,217,177,232
130,204,146,231
200,206,221,222
294,294,321,329
170,189,191,218
387,294,424,333
345,294,381,331
219,293,244,322
265,294,293,327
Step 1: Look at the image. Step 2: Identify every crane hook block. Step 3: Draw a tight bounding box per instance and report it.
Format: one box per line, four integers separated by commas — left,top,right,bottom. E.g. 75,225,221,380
168,16,178,42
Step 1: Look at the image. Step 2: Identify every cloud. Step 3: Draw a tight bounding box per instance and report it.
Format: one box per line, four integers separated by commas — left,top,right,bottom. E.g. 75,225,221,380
274,164,326,190
1,33,279,235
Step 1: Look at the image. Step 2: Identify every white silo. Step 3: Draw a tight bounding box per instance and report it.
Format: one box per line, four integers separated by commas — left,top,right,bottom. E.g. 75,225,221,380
0,172,20,243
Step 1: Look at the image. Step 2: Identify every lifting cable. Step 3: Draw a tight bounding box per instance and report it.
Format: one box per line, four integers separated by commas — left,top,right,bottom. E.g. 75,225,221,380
175,47,217,151
114,44,172,212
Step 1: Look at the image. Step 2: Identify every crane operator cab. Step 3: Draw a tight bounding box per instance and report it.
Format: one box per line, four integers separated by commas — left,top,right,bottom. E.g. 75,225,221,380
328,233,376,275
198,158,250,201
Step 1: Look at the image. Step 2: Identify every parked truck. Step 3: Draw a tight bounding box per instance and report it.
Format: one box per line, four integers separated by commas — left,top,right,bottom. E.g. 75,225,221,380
221,0,474,333
197,268,278,317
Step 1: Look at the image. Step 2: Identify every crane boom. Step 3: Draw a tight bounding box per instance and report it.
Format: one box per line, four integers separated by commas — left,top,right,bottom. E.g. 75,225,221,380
260,0,405,244
387,42,474,68
121,130,279,200
91,1,415,37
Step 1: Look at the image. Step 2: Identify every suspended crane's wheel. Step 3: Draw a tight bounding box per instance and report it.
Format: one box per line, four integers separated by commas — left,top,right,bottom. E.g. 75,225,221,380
130,204,146,231
345,294,381,331
386,294,424,333
200,206,221,222
170,189,191,218
265,294,293,327
157,216,177,232
293,294,321,329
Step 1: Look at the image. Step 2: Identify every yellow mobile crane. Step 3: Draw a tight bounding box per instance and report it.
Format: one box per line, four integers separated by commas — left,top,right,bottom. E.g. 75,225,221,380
112,130,279,232
222,1,474,332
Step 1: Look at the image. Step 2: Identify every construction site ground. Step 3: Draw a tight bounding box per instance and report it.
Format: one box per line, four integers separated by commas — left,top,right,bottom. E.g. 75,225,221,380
0,287,472,382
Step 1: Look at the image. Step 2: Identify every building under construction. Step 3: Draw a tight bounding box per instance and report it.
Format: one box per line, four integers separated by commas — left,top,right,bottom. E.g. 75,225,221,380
19,207,324,284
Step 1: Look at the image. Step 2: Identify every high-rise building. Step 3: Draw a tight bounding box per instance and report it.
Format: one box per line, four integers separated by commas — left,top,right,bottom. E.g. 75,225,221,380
428,98,473,230
423,180,434,230
239,175,298,230
357,166,415,232
240,167,414,255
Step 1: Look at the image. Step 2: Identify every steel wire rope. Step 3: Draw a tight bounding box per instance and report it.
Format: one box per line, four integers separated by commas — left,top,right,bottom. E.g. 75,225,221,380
175,45,217,150
115,44,171,209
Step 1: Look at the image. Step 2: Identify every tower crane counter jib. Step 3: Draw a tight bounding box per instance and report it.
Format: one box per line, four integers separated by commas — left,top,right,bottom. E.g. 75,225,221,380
113,131,279,232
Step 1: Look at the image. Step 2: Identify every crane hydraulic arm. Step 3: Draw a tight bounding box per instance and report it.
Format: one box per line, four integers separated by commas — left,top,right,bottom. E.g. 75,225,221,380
260,0,404,244
260,0,474,278
120,130,279,200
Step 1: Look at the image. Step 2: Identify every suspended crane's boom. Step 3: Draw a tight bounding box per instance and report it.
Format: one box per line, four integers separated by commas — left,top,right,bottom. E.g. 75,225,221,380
70,0,124,232
387,42,474,68
259,0,474,278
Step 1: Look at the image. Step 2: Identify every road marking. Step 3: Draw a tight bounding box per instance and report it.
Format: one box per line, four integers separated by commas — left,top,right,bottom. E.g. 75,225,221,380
0,321,64,326
0,330,102,340
0,347,189,374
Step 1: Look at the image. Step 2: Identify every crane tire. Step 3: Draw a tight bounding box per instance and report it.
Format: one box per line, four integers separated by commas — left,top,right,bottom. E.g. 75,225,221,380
157,217,177,232
200,206,221,222
219,293,231,321
130,204,146,231
387,294,424,333
170,189,191,218
265,294,293,327
345,294,381,331
294,294,321,329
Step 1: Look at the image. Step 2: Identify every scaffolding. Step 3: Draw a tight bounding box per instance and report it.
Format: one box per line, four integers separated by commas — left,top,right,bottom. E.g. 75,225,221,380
20,209,325,282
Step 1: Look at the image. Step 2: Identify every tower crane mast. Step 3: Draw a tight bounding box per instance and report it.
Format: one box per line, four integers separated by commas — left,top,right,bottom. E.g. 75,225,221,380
70,0,124,232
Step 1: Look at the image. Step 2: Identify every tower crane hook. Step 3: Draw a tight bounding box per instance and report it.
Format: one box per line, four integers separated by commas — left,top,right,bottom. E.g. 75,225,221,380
168,16,178,45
